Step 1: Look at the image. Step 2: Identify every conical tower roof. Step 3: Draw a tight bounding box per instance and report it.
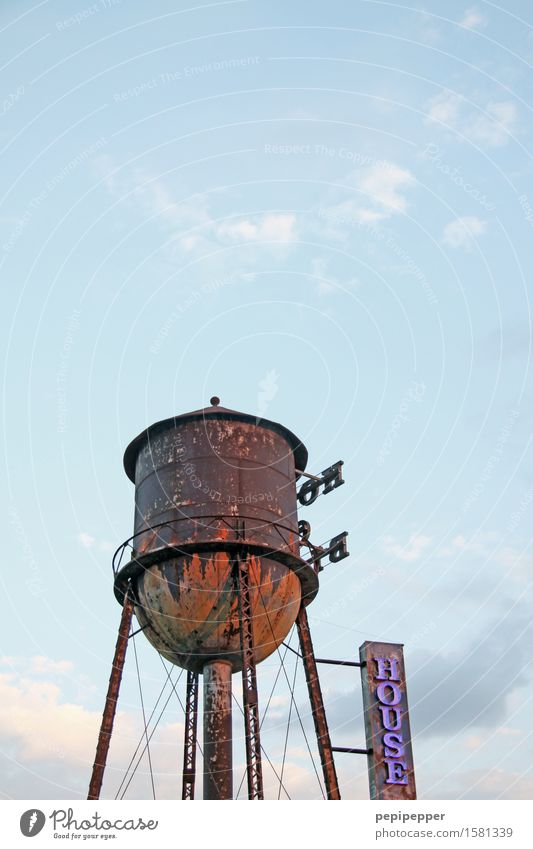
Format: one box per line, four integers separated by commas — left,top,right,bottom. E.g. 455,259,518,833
123,396,308,481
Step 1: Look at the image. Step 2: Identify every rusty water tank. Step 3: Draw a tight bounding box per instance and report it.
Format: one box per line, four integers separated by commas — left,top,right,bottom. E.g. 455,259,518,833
114,399,318,673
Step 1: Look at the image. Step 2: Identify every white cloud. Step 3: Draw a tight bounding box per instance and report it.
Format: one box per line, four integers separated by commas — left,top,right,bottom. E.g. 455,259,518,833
318,161,415,236
94,157,211,235
382,533,432,562
0,659,334,799
29,657,74,676
0,670,101,763
256,368,279,420
466,100,517,146
0,656,73,676
465,734,483,750
456,768,533,800
425,92,517,148
77,532,95,549
460,7,487,29
409,604,533,740
428,766,533,800
311,257,335,296
0,661,185,798
76,533,114,554
142,178,211,230
217,218,257,240
438,533,533,583
95,156,298,259
320,198,383,230
442,216,487,250
358,162,414,215
498,726,521,737
217,213,297,243
448,533,492,555
260,760,329,799
465,727,524,753
426,91,463,125
308,258,359,297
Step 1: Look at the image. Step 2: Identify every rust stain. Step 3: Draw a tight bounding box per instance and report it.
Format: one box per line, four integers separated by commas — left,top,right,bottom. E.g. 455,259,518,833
137,551,300,673
119,409,310,673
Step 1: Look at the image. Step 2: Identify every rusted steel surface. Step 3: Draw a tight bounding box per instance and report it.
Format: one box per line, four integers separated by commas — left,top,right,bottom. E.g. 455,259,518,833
108,401,328,801
181,670,199,800
134,551,301,673
88,589,134,800
203,660,233,800
359,641,416,800
115,405,318,605
296,605,341,800
114,533,318,607
115,402,318,672
123,403,308,482
129,414,302,555
234,556,264,799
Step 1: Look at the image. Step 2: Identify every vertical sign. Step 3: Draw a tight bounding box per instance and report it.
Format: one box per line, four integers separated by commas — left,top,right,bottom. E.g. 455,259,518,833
359,641,416,800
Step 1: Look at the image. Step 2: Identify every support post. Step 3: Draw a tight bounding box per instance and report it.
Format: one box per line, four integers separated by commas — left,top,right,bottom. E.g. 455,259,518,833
88,587,134,800
182,670,199,799
296,604,341,800
203,660,233,800
234,555,264,800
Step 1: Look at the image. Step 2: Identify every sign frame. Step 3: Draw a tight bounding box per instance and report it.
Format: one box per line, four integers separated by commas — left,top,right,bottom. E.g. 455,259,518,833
359,640,416,800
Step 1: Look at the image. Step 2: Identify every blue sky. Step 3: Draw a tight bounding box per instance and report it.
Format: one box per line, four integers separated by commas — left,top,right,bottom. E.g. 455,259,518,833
1,0,533,800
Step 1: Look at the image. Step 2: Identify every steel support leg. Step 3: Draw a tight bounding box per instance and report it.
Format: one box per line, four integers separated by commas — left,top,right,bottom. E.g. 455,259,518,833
88,587,134,800
182,670,199,799
296,604,341,800
235,555,264,800
203,660,233,799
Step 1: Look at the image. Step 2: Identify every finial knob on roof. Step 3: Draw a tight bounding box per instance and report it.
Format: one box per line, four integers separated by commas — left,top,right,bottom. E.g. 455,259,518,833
210,396,220,406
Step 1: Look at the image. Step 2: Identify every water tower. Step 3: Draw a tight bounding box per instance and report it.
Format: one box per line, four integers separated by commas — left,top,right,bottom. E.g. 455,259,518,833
87,398,388,800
